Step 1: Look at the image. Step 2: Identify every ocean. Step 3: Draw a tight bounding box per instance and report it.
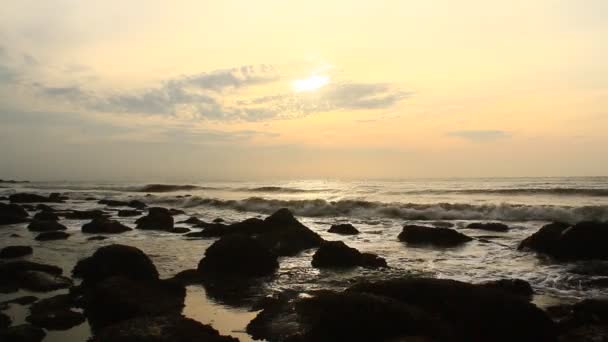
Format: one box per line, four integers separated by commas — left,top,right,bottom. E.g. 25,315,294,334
1,176,608,341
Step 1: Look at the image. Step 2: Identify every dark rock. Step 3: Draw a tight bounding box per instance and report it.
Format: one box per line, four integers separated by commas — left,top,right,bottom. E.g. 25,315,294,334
89,314,239,342
198,235,279,277
62,209,109,220
127,200,146,209
34,204,55,212
431,221,455,228
35,231,70,241
85,197,97,201
398,225,473,246
467,222,510,232
82,217,132,234
178,216,204,225
10,233,20,237
25,294,84,330
73,244,159,285
0,245,33,258
192,222,230,237
348,277,557,342
87,236,108,241
48,193,68,201
3,296,39,305
519,221,608,260
9,193,62,203
0,313,9,329
0,261,63,278
478,278,534,298
0,202,29,225
17,271,72,292
328,223,360,235
166,269,204,286
32,211,58,221
169,208,185,216
82,276,185,329
98,199,129,207
27,220,67,232
311,241,387,269
172,227,190,234
0,324,46,342
551,299,608,341
117,209,141,217
213,218,225,223
135,207,174,231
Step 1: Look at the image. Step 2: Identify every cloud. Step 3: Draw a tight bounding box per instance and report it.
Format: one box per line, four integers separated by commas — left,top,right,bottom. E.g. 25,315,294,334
447,130,511,142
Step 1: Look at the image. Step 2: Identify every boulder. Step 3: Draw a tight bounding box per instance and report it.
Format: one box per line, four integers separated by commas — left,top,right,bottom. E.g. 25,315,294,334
89,314,239,342
27,220,67,232
82,276,185,329
328,223,360,235
9,193,62,203
62,210,109,220
0,245,33,258
17,271,72,292
72,244,159,285
178,216,204,225
0,324,46,342
35,231,70,241
0,261,64,292
26,294,85,330
311,241,387,269
172,227,190,234
0,202,29,225
197,235,279,277
519,221,608,260
550,299,608,341
466,222,510,232
398,225,472,247
82,217,132,234
35,204,55,212
98,199,129,207
0,313,9,329
478,278,534,299
32,211,58,221
135,207,174,231
191,222,230,237
87,236,108,241
127,200,146,210
348,277,557,342
117,209,141,217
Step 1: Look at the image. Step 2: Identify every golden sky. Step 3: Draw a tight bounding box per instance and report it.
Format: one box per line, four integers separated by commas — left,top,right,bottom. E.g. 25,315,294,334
0,0,607,180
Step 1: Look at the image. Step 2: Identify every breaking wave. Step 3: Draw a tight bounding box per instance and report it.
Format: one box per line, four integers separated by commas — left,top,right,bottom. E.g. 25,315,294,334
385,188,608,197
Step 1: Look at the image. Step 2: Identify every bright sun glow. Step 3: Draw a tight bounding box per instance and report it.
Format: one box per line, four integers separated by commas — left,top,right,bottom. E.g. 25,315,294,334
292,75,329,92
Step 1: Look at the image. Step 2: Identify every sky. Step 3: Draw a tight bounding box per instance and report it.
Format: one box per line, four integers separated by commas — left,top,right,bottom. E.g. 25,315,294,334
0,0,607,181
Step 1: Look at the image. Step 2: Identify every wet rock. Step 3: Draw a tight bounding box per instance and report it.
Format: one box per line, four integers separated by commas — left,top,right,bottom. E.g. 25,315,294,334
191,222,230,237
327,223,360,235
117,209,141,217
398,225,473,247
89,314,239,342
169,208,185,216
0,202,29,225
311,241,387,269
127,200,146,209
213,217,225,223
49,193,68,202
9,193,62,203
82,217,132,234
466,222,510,232
32,211,58,221
135,207,174,231
17,271,72,292
519,221,608,260
35,231,70,241
82,276,185,329
0,313,9,329
171,227,190,234
73,244,159,285
34,204,55,212
197,235,279,277
62,209,109,220
0,324,46,342
98,199,129,207
87,236,108,241
0,261,63,277
178,216,204,225
2,296,39,306
166,269,204,286
478,278,534,299
0,245,33,258
347,277,557,342
27,220,67,232
25,294,85,330
552,299,608,341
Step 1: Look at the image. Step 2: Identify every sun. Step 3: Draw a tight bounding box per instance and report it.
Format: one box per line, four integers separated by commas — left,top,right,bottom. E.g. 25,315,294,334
292,75,329,92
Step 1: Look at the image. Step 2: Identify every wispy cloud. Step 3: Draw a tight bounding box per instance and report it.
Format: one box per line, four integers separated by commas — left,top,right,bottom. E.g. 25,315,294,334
447,130,511,142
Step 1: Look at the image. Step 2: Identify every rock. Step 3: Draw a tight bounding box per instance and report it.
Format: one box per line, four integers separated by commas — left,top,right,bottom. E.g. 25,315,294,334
73,244,159,285
82,276,185,329
0,245,33,258
311,241,387,269
17,271,72,292
467,222,510,232
551,299,608,341
348,277,557,342
25,294,85,330
82,217,132,234
328,223,360,235
35,231,70,241
87,236,108,241
191,222,230,237
0,262,64,292
49,193,68,201
213,218,225,223
35,204,55,212
171,227,190,234
398,225,473,246
117,209,141,217
0,312,10,329
178,216,204,225
98,199,129,207
0,324,46,342
0,260,63,276
27,220,67,232
127,200,146,209
62,209,109,220
197,235,279,277
3,296,39,306
166,269,204,286
32,211,58,221
169,208,185,215
89,314,239,342
431,221,455,228
9,193,62,203
135,207,174,231
519,221,608,260
0,202,29,225
478,278,534,298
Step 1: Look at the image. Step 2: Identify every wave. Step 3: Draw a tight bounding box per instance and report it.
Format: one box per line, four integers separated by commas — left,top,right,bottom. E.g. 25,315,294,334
239,186,332,194
385,188,608,197
136,184,219,192
146,196,608,223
